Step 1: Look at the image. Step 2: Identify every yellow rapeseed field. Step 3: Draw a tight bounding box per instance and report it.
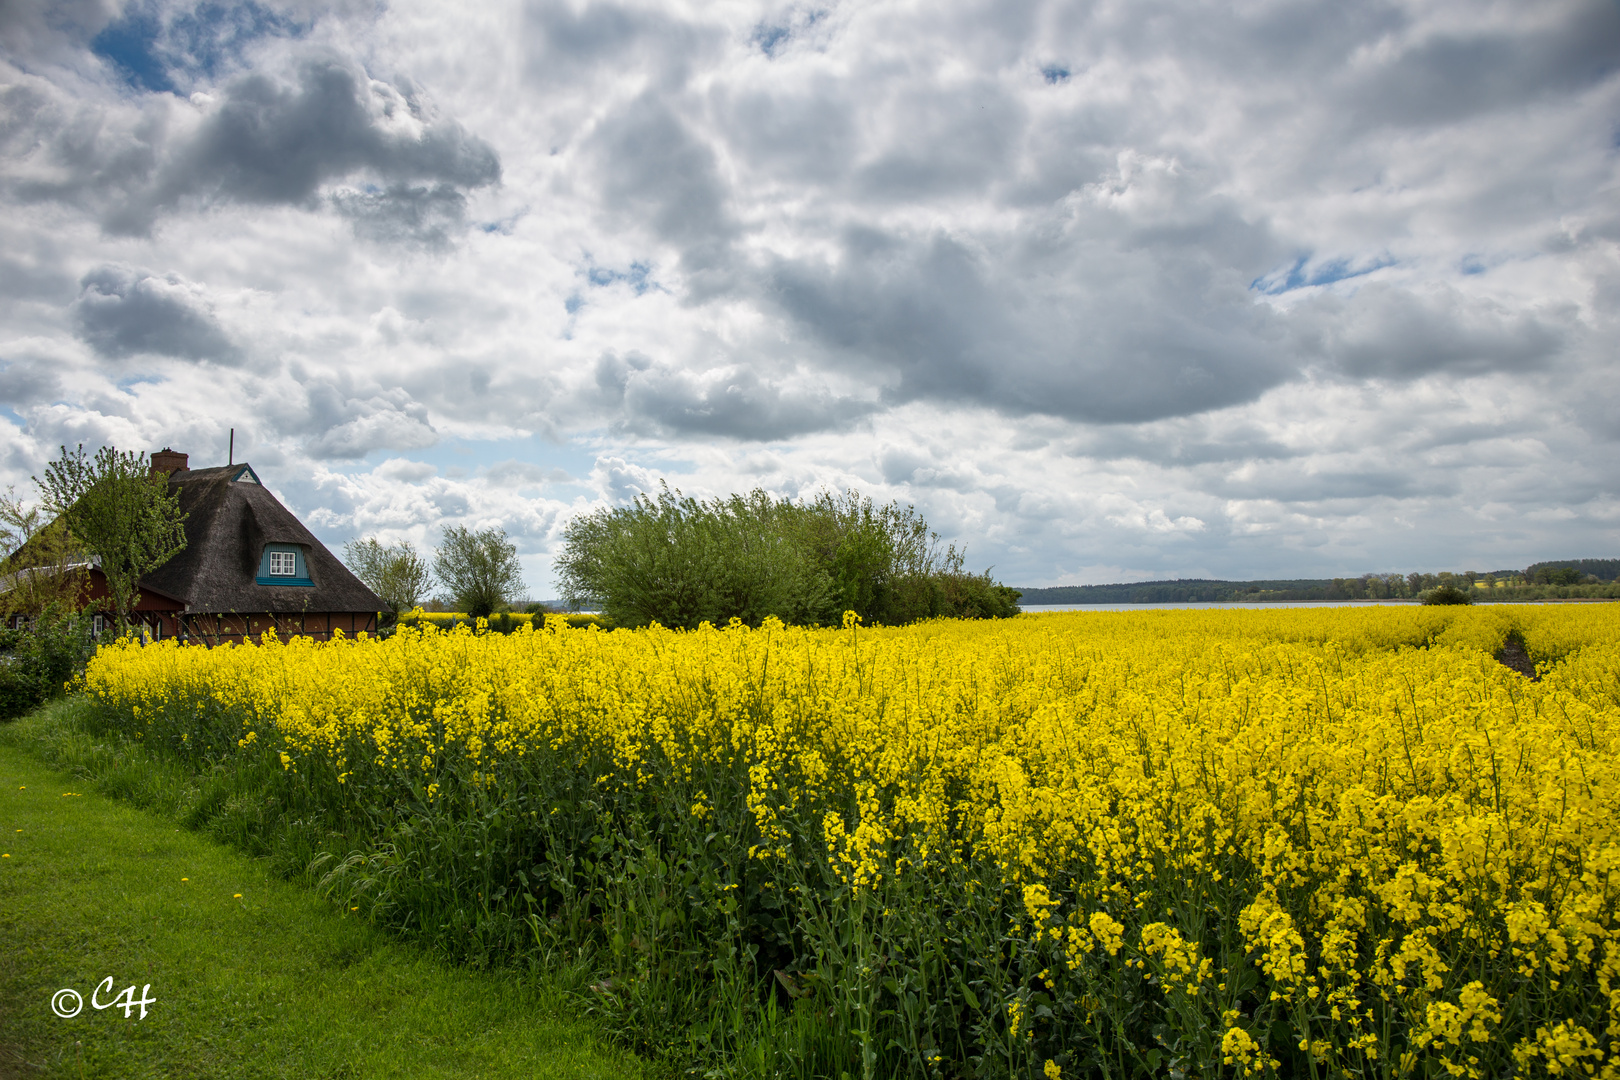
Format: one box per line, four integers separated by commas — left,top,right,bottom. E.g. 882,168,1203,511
83,605,1620,1078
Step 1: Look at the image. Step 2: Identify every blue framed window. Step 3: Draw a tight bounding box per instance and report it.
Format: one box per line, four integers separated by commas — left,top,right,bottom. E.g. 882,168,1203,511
256,544,313,586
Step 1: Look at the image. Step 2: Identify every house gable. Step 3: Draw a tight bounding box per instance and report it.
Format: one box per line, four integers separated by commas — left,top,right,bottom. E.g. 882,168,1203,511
138,461,384,616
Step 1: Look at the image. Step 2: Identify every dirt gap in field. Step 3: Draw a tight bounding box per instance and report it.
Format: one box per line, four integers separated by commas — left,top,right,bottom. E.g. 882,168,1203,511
1495,636,1539,680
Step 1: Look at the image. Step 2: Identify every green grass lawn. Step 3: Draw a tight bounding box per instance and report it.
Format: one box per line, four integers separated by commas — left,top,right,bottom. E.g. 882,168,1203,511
0,713,645,1080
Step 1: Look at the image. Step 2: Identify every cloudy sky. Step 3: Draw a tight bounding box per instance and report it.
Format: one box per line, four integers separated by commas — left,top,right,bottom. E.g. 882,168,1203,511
1,0,1616,593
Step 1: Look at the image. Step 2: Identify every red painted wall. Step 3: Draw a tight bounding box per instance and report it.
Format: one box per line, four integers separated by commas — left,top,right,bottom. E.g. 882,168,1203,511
68,569,377,644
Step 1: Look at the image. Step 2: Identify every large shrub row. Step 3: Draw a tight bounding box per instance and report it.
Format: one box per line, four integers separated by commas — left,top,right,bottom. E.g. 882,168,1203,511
556,485,1019,629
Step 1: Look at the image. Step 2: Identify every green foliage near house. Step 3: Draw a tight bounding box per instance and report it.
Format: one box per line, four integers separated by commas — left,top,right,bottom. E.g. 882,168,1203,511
0,604,94,720
35,445,186,637
433,526,525,619
0,488,89,620
555,483,1020,629
342,537,434,613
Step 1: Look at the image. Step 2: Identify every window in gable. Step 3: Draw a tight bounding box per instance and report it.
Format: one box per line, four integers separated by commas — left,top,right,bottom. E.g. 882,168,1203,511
256,544,313,586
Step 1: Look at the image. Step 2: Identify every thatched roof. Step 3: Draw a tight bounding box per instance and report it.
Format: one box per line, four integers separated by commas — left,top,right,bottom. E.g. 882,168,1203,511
141,464,384,615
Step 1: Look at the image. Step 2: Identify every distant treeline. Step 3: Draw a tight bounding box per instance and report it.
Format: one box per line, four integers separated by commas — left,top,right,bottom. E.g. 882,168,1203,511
1017,580,1336,604
1526,559,1620,582
1018,559,1619,604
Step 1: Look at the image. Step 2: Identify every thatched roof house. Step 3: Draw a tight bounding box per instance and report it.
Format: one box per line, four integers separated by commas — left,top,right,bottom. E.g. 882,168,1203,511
71,451,385,643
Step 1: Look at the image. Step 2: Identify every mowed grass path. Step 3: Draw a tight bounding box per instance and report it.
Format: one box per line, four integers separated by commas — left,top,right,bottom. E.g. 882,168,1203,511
0,737,644,1080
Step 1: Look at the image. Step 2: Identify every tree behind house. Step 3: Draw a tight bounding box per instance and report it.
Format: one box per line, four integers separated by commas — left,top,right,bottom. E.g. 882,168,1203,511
36,445,186,637
433,526,524,618
342,537,433,614
0,487,87,620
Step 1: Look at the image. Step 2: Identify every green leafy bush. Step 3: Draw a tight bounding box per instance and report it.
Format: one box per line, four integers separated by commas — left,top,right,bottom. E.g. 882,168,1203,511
0,604,94,720
556,484,1019,628
1420,583,1474,605
932,569,1024,619
434,526,524,618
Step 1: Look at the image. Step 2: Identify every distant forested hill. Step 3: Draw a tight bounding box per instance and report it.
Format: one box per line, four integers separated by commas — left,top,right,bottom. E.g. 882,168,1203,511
1015,580,1336,603
1526,559,1620,582
1013,562,1615,604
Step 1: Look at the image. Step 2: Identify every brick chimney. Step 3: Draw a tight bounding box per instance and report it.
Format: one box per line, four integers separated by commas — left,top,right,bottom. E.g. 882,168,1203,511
151,448,188,478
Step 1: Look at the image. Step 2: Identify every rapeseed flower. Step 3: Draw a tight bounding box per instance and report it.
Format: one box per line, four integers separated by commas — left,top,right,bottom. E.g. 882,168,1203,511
81,604,1620,1076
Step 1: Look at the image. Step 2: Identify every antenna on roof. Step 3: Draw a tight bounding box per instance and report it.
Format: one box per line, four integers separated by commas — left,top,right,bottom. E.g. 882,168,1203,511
229,428,234,466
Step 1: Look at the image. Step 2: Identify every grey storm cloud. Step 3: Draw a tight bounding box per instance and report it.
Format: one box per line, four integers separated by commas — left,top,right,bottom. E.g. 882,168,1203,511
331,182,473,250
1345,0,1620,129
0,47,500,239
877,446,983,492
525,0,718,88
1302,284,1571,381
108,53,500,234
485,460,570,488
280,381,438,461
0,0,116,63
0,359,63,405
851,81,1026,203
587,94,737,293
0,83,49,158
592,351,868,440
1213,466,1453,505
712,78,858,186
71,264,239,362
767,226,1292,424
1061,425,1301,469
0,252,76,304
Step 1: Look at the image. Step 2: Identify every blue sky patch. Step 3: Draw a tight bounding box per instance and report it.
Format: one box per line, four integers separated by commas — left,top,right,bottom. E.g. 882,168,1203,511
751,10,823,57
586,261,656,295
753,23,791,56
92,0,308,94
92,9,174,93
1251,253,1395,295
1041,65,1071,84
